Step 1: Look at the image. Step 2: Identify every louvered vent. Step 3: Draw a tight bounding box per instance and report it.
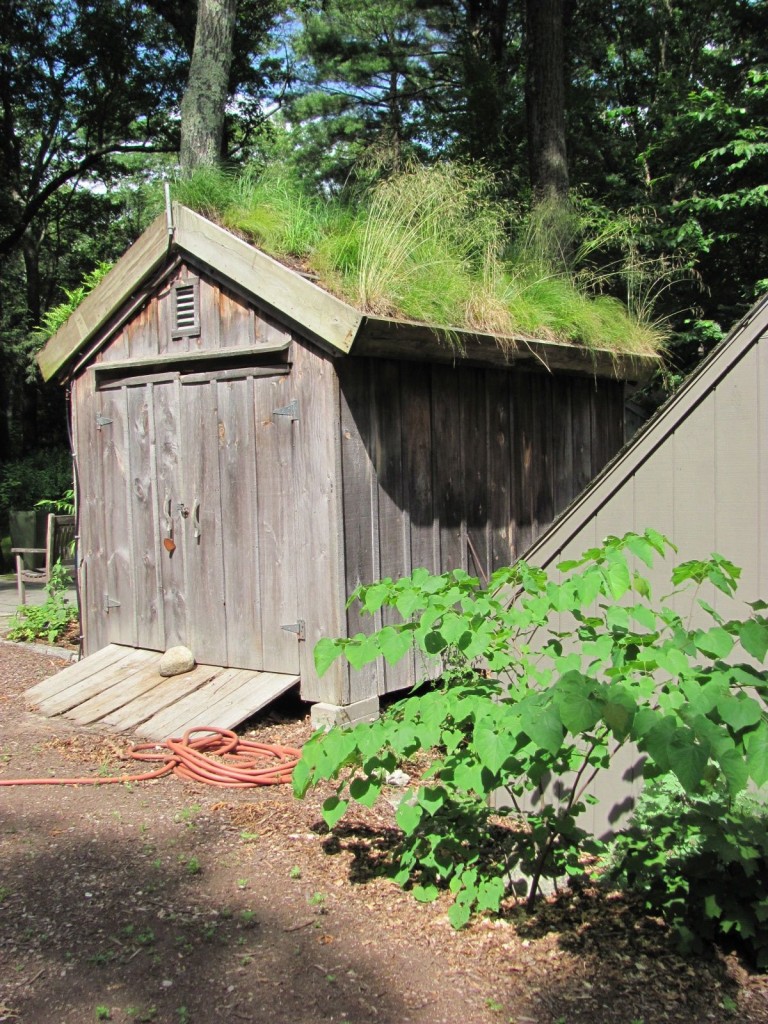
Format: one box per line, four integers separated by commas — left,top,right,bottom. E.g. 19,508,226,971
171,279,201,338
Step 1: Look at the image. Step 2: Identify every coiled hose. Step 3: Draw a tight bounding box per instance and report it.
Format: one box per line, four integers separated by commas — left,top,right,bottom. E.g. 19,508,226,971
0,727,301,787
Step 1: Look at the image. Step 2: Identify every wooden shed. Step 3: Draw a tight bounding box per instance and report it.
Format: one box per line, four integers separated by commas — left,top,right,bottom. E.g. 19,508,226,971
37,203,655,731
521,292,768,835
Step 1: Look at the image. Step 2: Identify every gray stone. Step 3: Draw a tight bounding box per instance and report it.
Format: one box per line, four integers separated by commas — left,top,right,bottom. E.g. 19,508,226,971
158,645,195,677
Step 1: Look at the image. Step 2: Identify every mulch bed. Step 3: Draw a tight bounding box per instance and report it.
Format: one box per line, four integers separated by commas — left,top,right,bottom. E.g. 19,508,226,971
1,640,768,1024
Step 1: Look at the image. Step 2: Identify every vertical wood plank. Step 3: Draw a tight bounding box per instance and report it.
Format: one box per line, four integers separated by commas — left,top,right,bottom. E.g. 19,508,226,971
198,276,221,352
126,384,163,650
216,376,264,668
401,362,437,575
511,373,534,556
372,360,415,694
431,364,464,572
462,367,490,583
73,370,108,655
291,341,346,703
487,369,514,571
570,376,594,497
152,379,187,648
551,376,575,516
100,385,137,646
338,359,380,701
253,374,301,673
180,379,228,664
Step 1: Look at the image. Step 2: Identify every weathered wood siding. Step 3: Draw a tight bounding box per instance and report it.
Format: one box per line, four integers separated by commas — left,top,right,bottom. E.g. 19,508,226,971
72,265,302,676
337,357,626,702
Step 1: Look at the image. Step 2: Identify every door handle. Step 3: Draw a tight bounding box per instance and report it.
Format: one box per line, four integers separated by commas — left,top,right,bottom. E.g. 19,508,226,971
192,498,201,539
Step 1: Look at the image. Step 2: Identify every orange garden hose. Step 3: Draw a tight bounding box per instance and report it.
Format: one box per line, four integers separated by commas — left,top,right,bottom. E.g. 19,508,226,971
0,727,302,788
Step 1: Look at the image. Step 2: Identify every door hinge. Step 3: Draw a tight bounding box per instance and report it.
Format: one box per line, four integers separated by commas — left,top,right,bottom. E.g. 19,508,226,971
272,399,299,422
104,593,121,611
96,414,113,428
281,619,305,641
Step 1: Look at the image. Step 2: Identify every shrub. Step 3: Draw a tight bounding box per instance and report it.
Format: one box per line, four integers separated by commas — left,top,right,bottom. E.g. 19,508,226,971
7,561,78,645
606,777,768,967
293,530,768,931
0,449,73,524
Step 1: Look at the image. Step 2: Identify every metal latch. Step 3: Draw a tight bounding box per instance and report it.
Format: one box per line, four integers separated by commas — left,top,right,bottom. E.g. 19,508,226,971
104,593,121,611
281,619,305,641
96,414,113,428
273,399,299,422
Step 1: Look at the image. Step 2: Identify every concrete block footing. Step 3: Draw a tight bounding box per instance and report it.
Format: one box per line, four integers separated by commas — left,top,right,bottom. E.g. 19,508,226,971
310,696,380,730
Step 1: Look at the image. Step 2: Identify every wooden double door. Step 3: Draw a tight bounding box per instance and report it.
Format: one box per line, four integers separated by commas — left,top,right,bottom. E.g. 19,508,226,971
96,372,299,673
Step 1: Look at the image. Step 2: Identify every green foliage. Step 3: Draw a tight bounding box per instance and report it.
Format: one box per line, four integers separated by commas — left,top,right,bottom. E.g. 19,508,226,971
34,263,113,344
0,449,73,523
171,163,665,356
295,530,768,933
607,777,768,968
7,561,78,645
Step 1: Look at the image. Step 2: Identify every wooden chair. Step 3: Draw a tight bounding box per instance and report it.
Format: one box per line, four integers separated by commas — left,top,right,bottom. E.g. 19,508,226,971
12,514,76,605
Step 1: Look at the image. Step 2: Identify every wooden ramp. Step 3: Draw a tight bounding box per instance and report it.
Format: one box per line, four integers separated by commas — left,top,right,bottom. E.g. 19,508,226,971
25,644,299,740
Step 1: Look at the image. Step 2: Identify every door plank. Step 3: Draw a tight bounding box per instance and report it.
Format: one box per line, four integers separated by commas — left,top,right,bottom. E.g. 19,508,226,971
153,379,187,649
253,374,299,673
180,380,228,664
217,376,263,668
127,384,164,650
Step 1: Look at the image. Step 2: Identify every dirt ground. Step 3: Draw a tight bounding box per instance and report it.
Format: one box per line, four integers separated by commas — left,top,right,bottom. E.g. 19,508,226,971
2,642,768,1024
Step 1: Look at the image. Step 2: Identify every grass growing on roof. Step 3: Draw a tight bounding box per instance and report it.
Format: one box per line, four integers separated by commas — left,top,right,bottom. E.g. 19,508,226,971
169,163,667,356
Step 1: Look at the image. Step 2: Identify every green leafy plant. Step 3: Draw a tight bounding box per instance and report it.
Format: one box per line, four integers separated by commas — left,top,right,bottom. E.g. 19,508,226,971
294,530,768,930
606,776,768,967
7,560,77,645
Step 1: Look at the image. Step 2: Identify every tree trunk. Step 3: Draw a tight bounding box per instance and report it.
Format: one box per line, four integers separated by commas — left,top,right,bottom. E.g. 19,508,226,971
525,0,569,200
179,0,238,172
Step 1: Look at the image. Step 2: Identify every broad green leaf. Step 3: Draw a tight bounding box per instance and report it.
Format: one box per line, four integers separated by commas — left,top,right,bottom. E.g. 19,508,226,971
314,638,342,677
345,634,381,669
520,699,564,755
412,884,440,903
476,876,505,912
716,694,762,732
452,759,486,793
625,534,656,568
667,731,709,793
322,796,348,828
630,603,657,631
600,555,631,600
349,775,381,807
377,625,413,665
553,672,602,733
396,799,422,834
423,630,447,654
291,756,311,798
447,899,473,929
740,619,768,662
362,583,390,614
694,626,734,660
472,724,510,775
418,786,446,814
746,721,768,787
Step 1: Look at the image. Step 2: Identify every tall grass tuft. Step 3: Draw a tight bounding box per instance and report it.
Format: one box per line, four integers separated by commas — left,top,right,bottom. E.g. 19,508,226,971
166,163,667,357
